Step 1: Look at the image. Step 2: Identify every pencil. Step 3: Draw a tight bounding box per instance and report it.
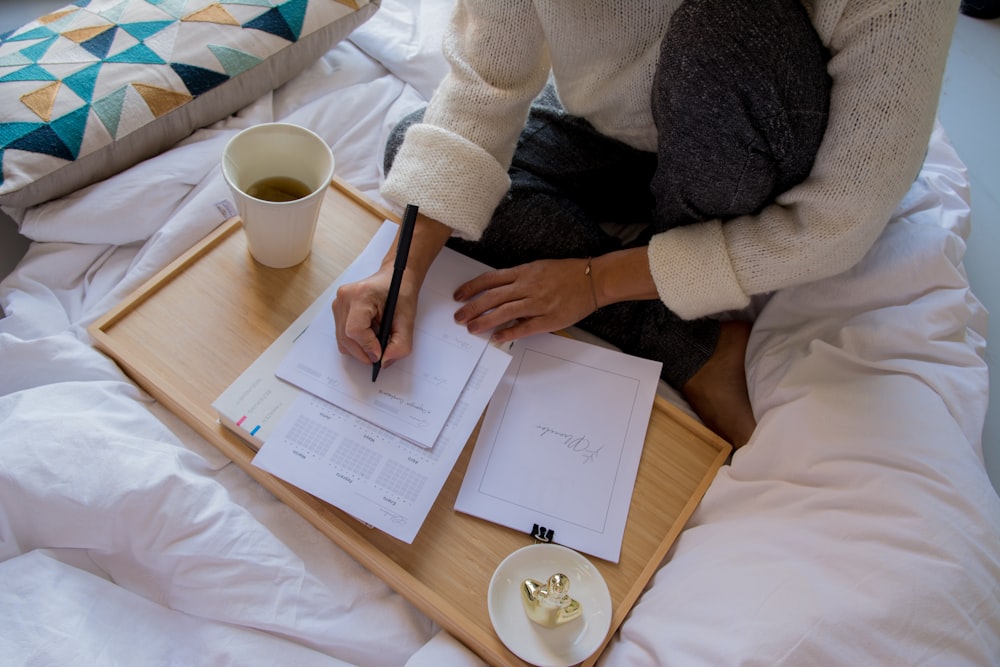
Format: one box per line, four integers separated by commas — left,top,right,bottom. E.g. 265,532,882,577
372,203,418,382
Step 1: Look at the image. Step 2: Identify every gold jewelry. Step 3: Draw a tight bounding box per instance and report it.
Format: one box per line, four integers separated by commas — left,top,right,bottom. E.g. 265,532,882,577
584,257,599,313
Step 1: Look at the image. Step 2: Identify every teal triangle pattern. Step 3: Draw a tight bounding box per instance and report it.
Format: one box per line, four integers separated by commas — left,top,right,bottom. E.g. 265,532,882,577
0,51,32,67
278,0,308,40
208,45,261,77
0,122,44,145
106,43,166,65
97,1,130,24
244,7,296,42
7,125,73,161
63,63,102,101
0,64,58,83
92,86,129,138
171,63,229,96
120,21,174,42
146,0,188,19
221,0,276,7
50,106,90,159
5,26,57,43
20,35,60,62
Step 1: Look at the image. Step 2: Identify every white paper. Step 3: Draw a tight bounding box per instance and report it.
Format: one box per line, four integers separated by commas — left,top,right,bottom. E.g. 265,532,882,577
276,222,494,448
455,333,662,562
255,324,511,544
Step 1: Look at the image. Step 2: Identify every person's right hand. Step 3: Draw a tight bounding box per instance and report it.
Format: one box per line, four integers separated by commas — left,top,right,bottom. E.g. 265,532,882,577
331,211,453,370
332,262,422,371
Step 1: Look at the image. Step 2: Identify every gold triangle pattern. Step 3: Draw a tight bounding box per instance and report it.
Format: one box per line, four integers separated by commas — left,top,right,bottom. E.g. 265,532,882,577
132,82,193,118
20,81,62,122
183,5,240,26
39,8,79,25
62,25,114,44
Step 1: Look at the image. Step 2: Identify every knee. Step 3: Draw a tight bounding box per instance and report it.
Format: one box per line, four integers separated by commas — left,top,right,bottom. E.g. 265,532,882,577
652,0,831,226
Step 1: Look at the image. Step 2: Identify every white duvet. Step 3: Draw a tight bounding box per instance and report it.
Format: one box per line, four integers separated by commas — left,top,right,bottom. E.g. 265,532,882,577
2,1,998,665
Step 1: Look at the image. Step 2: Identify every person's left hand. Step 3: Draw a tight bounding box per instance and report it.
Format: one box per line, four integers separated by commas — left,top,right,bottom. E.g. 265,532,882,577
453,257,597,344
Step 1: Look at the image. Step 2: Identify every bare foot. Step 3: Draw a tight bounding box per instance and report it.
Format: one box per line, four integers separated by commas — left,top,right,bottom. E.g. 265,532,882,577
681,320,756,448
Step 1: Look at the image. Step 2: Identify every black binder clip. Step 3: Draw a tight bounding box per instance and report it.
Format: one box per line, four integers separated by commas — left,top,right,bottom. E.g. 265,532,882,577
531,523,554,543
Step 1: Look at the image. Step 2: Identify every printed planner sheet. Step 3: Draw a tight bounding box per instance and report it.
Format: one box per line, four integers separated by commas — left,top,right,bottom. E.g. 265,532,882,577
455,332,662,562
276,223,494,448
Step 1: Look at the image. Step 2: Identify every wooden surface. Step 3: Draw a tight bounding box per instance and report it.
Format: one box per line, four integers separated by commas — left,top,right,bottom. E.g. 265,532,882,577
89,178,731,666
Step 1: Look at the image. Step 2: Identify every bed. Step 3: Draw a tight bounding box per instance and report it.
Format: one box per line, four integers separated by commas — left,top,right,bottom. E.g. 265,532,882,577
1,1,999,664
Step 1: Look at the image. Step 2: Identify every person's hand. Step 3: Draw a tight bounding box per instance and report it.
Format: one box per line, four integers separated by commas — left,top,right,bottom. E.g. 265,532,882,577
453,257,598,344
332,264,421,371
332,211,452,370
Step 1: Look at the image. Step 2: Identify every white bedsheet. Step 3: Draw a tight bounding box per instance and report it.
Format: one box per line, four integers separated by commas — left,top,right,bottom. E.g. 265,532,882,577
2,2,998,665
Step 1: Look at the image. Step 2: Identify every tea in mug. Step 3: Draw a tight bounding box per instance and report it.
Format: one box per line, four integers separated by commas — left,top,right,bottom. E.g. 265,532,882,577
246,175,312,202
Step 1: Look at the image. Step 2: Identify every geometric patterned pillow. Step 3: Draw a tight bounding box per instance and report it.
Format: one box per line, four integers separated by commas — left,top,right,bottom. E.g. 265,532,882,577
0,0,377,208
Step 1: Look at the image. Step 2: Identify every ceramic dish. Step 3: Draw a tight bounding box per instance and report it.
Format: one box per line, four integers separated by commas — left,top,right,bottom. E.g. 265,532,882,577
488,544,612,667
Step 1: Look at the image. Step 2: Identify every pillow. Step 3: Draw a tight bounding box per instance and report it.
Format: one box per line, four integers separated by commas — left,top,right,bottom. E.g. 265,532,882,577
0,0,378,209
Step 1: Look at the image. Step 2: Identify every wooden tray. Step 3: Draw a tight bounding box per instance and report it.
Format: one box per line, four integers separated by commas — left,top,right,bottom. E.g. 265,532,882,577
89,177,731,666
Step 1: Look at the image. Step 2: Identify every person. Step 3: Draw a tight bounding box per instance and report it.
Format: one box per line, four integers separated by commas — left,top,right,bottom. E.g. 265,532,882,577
961,0,1000,19
332,0,958,448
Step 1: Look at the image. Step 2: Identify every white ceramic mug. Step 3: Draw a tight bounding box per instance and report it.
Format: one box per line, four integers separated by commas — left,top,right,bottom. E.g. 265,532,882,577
222,123,335,268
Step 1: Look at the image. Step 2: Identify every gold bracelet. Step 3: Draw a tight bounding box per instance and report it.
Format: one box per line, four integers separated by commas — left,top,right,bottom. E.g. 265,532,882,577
584,257,599,313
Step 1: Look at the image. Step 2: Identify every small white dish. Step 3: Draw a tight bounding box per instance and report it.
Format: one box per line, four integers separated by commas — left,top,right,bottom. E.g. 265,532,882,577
488,544,612,667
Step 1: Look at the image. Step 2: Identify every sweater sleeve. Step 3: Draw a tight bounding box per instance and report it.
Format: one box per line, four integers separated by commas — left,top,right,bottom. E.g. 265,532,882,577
649,0,958,320
381,0,551,240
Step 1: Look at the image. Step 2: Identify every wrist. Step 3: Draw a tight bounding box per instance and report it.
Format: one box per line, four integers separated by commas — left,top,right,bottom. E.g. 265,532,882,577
584,257,600,312
409,212,452,277
382,211,451,283
590,248,659,307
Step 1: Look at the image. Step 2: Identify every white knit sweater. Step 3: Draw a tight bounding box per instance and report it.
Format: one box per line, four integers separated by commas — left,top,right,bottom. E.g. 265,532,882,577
382,0,958,319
